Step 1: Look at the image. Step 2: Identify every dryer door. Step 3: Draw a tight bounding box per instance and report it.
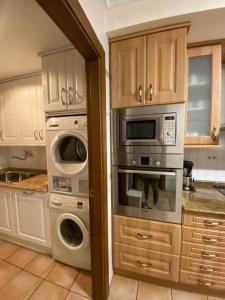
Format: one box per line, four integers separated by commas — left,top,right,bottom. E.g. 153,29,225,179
56,213,89,250
50,131,88,175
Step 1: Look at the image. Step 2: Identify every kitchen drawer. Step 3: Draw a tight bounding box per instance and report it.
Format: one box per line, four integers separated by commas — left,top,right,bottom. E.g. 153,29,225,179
182,226,225,248
114,242,179,282
181,256,225,278
180,270,225,290
183,212,225,231
182,242,225,264
114,215,181,254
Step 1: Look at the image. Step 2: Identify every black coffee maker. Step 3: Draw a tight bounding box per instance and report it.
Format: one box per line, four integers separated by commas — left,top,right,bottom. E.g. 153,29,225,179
183,160,196,192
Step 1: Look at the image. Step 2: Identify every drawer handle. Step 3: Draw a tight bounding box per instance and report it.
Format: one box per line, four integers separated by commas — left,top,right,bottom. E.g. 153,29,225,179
198,279,214,287
136,233,152,240
204,220,222,227
22,191,34,195
201,251,217,259
200,265,216,273
136,260,152,268
202,236,222,243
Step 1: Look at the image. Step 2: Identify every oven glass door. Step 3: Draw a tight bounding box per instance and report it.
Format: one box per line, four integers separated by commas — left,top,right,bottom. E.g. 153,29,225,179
115,168,182,223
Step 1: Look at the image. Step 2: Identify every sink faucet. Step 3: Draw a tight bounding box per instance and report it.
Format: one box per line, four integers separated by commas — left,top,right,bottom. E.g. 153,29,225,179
11,150,33,161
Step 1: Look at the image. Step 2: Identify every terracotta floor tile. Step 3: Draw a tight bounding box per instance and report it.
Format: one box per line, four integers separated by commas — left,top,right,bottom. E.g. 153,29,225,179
0,270,42,300
46,262,79,289
66,291,90,300
6,247,38,268
137,281,172,300
25,253,56,278
208,297,225,300
0,261,21,290
0,241,19,259
71,271,92,298
108,275,138,300
172,289,207,300
29,280,68,300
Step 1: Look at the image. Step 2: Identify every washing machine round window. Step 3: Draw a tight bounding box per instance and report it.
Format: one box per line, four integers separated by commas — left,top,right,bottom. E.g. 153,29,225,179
50,132,88,175
56,213,89,251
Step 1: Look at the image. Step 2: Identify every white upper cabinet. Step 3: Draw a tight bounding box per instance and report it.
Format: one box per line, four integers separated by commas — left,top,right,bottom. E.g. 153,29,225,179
42,48,86,113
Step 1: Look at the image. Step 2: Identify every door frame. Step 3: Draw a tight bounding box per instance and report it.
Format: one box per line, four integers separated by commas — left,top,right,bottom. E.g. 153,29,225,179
35,1,109,299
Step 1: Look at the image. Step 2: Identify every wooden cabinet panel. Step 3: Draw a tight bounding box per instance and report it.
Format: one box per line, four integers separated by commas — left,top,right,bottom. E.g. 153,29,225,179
114,215,181,254
182,242,225,264
0,189,14,236
114,242,179,282
146,28,186,104
182,226,225,248
180,270,225,290
183,212,225,231
111,36,146,108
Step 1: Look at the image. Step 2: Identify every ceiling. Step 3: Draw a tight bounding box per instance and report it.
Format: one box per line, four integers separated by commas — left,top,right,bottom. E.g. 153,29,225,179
105,0,141,8
0,0,70,80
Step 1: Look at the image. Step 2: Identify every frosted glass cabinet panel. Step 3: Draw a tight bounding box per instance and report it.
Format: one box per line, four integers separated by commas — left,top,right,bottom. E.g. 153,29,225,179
185,45,221,145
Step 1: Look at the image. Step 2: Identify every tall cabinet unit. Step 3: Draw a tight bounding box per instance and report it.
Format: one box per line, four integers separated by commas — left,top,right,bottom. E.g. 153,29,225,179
185,45,221,146
42,48,86,113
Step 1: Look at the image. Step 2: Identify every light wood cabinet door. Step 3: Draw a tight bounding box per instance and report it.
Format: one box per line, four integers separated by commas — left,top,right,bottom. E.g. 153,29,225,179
185,45,221,145
0,189,14,236
66,49,86,112
146,28,187,104
111,36,146,108
12,191,50,247
42,52,67,112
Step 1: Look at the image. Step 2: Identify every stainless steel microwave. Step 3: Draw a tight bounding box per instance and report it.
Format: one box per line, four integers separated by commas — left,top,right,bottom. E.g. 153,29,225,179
112,103,185,155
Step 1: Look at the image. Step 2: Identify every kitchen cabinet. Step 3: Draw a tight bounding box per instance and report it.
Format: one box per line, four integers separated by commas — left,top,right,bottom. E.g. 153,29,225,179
0,189,14,236
42,48,86,113
185,45,221,146
0,75,45,146
12,190,50,248
110,26,188,108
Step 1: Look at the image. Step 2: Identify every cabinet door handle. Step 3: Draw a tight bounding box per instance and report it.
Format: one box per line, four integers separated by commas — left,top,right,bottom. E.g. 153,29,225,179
22,191,34,195
200,265,216,273
201,251,217,259
137,86,143,102
198,279,214,287
34,130,38,140
61,88,67,105
39,129,44,140
68,86,73,105
202,236,222,243
0,129,3,141
136,260,152,268
212,126,217,141
146,84,153,101
204,220,222,227
136,233,152,240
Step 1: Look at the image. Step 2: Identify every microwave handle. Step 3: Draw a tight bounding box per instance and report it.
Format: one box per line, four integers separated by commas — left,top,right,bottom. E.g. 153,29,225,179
118,169,176,176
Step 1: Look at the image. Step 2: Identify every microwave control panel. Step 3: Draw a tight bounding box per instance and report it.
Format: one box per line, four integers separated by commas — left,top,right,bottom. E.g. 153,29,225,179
163,114,176,144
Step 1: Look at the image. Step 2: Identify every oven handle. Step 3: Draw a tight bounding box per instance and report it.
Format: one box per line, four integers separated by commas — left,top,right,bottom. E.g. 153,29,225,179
118,169,176,176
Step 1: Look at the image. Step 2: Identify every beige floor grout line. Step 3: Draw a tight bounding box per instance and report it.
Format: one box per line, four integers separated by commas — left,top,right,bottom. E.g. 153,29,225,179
171,288,173,300
136,280,139,300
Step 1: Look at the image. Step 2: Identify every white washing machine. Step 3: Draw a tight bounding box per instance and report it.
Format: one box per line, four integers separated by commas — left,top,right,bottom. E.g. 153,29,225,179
49,193,91,270
46,115,88,197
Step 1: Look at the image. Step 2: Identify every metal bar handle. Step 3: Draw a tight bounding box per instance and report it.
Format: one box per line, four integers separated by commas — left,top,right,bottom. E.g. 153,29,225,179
136,260,152,268
201,251,217,259
136,233,152,240
39,129,44,140
68,86,73,105
61,88,67,105
212,126,217,141
22,191,34,195
0,129,3,141
198,279,214,286
137,86,143,102
200,265,216,273
118,169,176,176
34,130,38,140
149,84,153,101
202,236,222,243
204,220,222,227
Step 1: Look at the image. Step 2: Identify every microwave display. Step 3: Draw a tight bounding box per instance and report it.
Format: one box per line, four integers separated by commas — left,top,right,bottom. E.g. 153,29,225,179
126,120,156,140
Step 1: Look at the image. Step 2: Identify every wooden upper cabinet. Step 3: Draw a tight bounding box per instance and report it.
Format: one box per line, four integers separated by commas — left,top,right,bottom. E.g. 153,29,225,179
111,36,146,108
146,28,187,104
185,45,221,145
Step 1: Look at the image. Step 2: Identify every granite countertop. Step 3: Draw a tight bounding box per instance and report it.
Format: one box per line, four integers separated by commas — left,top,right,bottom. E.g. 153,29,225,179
183,181,225,215
0,173,48,193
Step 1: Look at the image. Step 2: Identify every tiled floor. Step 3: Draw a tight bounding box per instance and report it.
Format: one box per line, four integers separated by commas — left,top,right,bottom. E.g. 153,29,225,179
0,240,225,300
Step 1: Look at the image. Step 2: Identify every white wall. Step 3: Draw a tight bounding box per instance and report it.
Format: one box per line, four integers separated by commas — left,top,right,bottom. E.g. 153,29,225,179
78,0,113,282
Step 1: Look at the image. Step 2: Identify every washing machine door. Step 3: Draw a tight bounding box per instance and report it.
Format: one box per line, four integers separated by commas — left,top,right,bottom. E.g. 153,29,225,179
56,213,89,251
50,131,88,175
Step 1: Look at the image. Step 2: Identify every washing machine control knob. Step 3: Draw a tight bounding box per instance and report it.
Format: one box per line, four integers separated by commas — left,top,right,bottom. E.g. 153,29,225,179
154,161,161,167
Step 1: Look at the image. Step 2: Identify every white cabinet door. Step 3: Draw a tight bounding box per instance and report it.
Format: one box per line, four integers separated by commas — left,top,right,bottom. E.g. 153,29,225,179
0,189,14,236
36,81,46,145
13,191,50,247
66,49,86,112
42,52,67,112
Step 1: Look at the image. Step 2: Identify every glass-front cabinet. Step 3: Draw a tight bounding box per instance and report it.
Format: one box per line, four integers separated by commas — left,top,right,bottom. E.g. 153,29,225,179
185,45,221,145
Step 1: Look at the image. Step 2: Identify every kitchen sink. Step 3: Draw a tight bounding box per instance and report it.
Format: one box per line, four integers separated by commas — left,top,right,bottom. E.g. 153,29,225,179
0,171,37,183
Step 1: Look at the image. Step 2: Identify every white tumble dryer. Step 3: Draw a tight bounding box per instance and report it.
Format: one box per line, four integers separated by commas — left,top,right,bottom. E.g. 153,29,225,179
46,115,88,197
49,193,91,270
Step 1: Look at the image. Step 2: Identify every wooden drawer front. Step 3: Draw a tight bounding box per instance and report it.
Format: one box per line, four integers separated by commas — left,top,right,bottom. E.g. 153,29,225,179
183,212,225,231
182,242,225,264
114,242,179,282
182,226,225,248
181,256,225,278
180,270,225,290
114,215,181,254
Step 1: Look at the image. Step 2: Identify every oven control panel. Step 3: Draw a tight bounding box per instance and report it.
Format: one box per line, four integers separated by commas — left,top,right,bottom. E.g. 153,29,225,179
163,114,176,144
